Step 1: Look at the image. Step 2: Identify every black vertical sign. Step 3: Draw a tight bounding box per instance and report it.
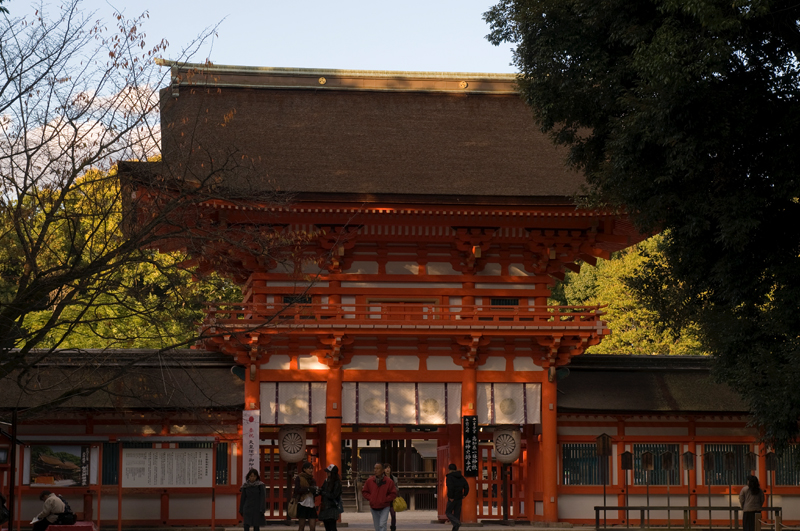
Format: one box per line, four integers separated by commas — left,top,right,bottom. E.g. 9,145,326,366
463,415,478,477
80,446,90,486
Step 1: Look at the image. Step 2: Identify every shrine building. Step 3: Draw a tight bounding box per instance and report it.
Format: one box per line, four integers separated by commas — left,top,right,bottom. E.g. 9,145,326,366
1,63,798,529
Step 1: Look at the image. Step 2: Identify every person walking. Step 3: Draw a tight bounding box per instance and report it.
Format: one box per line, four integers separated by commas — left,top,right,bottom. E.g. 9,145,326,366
383,464,399,531
318,464,343,531
739,475,765,531
239,468,266,531
295,462,319,531
445,464,469,531
361,463,397,531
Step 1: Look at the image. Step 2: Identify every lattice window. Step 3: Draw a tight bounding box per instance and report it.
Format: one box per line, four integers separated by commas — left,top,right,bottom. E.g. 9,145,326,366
562,443,604,485
633,444,681,485
774,445,800,486
703,444,749,486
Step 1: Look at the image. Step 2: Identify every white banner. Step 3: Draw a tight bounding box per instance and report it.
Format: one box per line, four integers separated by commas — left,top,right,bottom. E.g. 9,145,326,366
242,410,260,481
478,383,541,424
121,448,213,488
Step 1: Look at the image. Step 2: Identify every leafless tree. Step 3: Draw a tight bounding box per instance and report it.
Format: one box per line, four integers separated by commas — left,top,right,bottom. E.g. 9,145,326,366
0,0,307,417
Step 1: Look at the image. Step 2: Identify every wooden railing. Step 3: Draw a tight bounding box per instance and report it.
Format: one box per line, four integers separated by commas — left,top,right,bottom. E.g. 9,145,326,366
204,302,606,328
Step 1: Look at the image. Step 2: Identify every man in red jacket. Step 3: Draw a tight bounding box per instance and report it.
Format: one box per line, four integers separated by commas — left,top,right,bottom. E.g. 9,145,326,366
361,463,397,531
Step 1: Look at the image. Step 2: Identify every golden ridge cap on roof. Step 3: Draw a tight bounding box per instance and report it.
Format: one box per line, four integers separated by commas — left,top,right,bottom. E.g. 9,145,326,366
155,59,520,94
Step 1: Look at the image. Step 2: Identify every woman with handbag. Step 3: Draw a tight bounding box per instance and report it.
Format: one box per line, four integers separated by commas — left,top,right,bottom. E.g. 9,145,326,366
318,464,343,531
240,469,266,531
383,464,400,531
294,462,319,531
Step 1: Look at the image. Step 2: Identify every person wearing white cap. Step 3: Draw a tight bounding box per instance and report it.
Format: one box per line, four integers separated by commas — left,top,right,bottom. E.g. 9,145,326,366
318,464,343,531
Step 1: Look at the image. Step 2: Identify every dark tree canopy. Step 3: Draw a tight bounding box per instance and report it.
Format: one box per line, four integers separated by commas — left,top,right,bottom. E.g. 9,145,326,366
485,0,800,449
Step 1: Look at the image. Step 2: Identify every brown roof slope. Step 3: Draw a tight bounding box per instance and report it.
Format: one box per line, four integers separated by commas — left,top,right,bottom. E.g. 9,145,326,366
0,350,242,412
558,355,747,414
158,64,585,199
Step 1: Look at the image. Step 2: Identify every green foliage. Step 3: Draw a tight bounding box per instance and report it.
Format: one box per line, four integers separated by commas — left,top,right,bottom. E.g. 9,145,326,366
0,167,238,350
485,0,800,448
552,235,705,356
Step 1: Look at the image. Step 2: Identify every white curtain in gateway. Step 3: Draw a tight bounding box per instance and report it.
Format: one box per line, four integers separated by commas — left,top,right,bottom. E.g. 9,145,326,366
356,382,387,424
417,383,446,425
261,382,327,425
476,383,541,424
342,383,462,425
388,383,416,424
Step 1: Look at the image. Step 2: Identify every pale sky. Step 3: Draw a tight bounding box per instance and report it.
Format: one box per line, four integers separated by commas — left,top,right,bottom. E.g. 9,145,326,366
71,0,518,73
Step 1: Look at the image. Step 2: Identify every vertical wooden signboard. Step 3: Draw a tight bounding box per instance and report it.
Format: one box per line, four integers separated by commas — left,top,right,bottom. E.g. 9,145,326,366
463,415,478,477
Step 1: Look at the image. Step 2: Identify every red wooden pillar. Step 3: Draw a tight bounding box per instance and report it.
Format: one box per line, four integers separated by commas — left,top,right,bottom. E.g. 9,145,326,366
461,365,478,523
541,373,558,523
83,493,93,521
617,419,626,525
325,366,343,472
245,362,260,411
688,419,698,525
524,424,536,521
758,442,768,522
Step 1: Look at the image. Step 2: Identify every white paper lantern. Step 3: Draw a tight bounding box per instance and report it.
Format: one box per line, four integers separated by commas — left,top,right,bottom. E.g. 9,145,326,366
278,426,306,463
493,427,521,463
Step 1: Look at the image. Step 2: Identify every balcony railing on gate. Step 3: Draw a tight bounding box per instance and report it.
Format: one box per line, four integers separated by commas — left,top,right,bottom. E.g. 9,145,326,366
203,302,606,328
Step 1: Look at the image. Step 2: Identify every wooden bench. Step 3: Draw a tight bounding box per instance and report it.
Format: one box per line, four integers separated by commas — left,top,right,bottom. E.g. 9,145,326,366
48,521,97,531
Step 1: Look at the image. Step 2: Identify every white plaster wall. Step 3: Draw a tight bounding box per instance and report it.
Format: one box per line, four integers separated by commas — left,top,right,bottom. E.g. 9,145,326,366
344,355,379,370
696,427,758,437
98,494,161,520
776,495,800,520
688,494,736,520
426,356,461,370
625,427,688,436
428,262,459,275
478,357,506,371
477,263,502,276
559,494,605,519
344,261,379,274
386,261,418,275
508,264,530,276
513,357,543,371
170,494,212,519
216,494,238,519
626,494,690,520
298,355,327,370
386,355,419,370
261,355,291,370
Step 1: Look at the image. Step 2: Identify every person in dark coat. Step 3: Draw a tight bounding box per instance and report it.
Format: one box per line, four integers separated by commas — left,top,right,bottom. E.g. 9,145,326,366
739,475,766,531
240,469,267,531
318,464,343,531
445,464,469,531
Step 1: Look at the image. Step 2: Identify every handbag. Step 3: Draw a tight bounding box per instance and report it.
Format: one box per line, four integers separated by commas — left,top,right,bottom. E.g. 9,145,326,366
337,496,344,514
287,498,298,519
392,496,408,512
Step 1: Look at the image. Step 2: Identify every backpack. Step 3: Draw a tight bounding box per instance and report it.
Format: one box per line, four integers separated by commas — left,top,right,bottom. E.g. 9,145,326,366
56,496,77,525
